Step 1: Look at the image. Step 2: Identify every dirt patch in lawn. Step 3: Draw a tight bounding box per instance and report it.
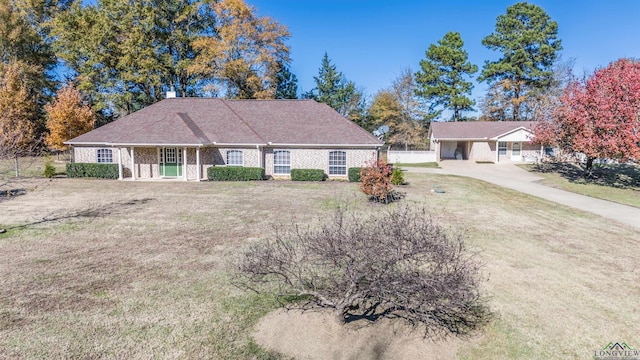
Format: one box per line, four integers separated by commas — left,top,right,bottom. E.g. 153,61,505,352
254,308,479,360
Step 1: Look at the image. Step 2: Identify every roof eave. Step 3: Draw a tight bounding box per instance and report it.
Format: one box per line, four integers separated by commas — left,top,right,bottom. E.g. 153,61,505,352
65,141,206,147
265,143,383,148
432,138,490,142
65,141,382,148
493,127,534,139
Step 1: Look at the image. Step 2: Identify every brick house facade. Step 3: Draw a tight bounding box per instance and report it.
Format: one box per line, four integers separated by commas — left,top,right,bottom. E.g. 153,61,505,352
66,99,382,180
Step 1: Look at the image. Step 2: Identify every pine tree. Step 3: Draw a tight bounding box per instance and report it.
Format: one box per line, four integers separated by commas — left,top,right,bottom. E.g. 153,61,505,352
274,62,298,99
307,52,363,118
415,32,477,122
479,2,562,121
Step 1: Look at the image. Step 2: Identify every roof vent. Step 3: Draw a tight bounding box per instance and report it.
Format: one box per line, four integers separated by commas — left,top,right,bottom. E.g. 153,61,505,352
166,86,177,99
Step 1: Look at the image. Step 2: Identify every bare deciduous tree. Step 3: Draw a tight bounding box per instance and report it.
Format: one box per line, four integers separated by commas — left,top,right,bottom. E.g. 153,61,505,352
237,206,490,337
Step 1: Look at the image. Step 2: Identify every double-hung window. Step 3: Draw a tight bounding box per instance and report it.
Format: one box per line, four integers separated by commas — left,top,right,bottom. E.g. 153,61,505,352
97,149,113,163
498,142,507,155
273,150,291,175
328,151,347,175
226,150,243,166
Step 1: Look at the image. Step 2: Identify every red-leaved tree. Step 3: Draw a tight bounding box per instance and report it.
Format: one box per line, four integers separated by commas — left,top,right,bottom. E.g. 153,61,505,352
534,58,640,173
359,158,394,203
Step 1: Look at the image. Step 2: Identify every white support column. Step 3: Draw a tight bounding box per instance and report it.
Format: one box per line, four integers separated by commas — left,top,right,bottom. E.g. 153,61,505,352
131,147,136,180
256,145,263,168
495,141,499,163
117,147,123,180
196,147,201,182
183,147,188,181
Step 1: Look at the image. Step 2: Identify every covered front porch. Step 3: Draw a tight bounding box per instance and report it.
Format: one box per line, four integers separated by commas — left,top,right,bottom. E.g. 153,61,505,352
115,146,208,181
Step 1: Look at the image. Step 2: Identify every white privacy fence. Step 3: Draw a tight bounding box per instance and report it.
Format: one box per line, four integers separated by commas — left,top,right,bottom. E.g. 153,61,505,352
387,150,437,164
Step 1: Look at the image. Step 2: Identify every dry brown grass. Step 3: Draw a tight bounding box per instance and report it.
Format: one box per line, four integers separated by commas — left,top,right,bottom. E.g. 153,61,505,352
0,175,638,359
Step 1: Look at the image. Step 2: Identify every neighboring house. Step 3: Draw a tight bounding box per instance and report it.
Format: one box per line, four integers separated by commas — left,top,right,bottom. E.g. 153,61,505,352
66,98,382,181
428,121,542,163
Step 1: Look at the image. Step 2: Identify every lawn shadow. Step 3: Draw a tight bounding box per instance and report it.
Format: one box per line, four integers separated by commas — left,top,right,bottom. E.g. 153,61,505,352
534,162,640,189
0,188,27,200
6,198,154,231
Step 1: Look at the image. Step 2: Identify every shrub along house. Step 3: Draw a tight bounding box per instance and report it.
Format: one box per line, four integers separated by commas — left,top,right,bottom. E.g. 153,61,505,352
65,98,383,180
428,121,542,163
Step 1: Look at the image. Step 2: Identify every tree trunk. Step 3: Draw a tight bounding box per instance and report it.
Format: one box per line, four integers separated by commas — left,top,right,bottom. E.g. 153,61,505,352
335,307,347,324
512,81,520,121
14,154,20,177
584,157,595,178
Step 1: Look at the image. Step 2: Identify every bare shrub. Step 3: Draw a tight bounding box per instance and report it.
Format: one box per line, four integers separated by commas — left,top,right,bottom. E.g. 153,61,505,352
237,206,490,337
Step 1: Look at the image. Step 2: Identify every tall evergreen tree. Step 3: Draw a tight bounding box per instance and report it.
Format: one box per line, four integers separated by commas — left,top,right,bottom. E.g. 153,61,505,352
307,52,363,118
479,2,562,121
274,62,298,99
415,32,477,122
310,52,343,109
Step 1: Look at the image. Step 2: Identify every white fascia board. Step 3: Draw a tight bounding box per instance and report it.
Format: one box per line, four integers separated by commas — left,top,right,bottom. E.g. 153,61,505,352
66,142,206,147
491,127,534,140
434,138,490,142
210,143,265,147
265,143,382,148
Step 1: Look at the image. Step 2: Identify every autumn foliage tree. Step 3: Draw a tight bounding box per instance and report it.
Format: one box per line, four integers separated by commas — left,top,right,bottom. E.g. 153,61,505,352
534,59,640,173
369,70,427,149
45,83,95,151
190,0,290,99
0,61,40,176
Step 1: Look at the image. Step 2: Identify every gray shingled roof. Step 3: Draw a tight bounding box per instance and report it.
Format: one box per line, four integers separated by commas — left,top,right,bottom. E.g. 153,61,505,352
429,121,536,140
67,98,382,147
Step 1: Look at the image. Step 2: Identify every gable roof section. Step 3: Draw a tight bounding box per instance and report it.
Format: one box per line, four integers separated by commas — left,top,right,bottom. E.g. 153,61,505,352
67,98,382,147
429,121,536,141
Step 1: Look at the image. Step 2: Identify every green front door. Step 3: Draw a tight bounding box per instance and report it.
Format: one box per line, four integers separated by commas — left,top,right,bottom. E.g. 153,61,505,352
159,148,182,177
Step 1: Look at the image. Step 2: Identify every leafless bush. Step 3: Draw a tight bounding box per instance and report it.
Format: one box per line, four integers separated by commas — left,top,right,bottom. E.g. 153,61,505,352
237,206,490,337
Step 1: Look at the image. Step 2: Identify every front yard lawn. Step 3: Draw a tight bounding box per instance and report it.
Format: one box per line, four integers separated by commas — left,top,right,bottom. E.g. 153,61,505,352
392,162,440,168
0,174,638,358
520,162,640,208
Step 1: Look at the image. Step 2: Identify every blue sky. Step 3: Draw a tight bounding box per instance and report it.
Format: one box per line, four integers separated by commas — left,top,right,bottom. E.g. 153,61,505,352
249,0,640,108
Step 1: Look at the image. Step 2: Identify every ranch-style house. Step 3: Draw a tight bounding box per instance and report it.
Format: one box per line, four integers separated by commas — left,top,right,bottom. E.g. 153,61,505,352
428,121,544,163
66,98,383,181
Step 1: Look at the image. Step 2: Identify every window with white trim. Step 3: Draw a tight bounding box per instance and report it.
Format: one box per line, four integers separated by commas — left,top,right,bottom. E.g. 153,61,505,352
512,142,521,156
166,148,176,163
273,150,291,175
498,142,507,155
328,151,347,175
96,148,113,163
226,150,243,166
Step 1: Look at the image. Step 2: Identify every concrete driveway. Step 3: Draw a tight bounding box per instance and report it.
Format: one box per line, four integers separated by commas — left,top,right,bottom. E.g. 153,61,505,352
404,160,640,230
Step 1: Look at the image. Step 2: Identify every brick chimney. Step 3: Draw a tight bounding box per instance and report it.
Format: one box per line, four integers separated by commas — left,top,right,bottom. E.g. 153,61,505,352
166,86,177,99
